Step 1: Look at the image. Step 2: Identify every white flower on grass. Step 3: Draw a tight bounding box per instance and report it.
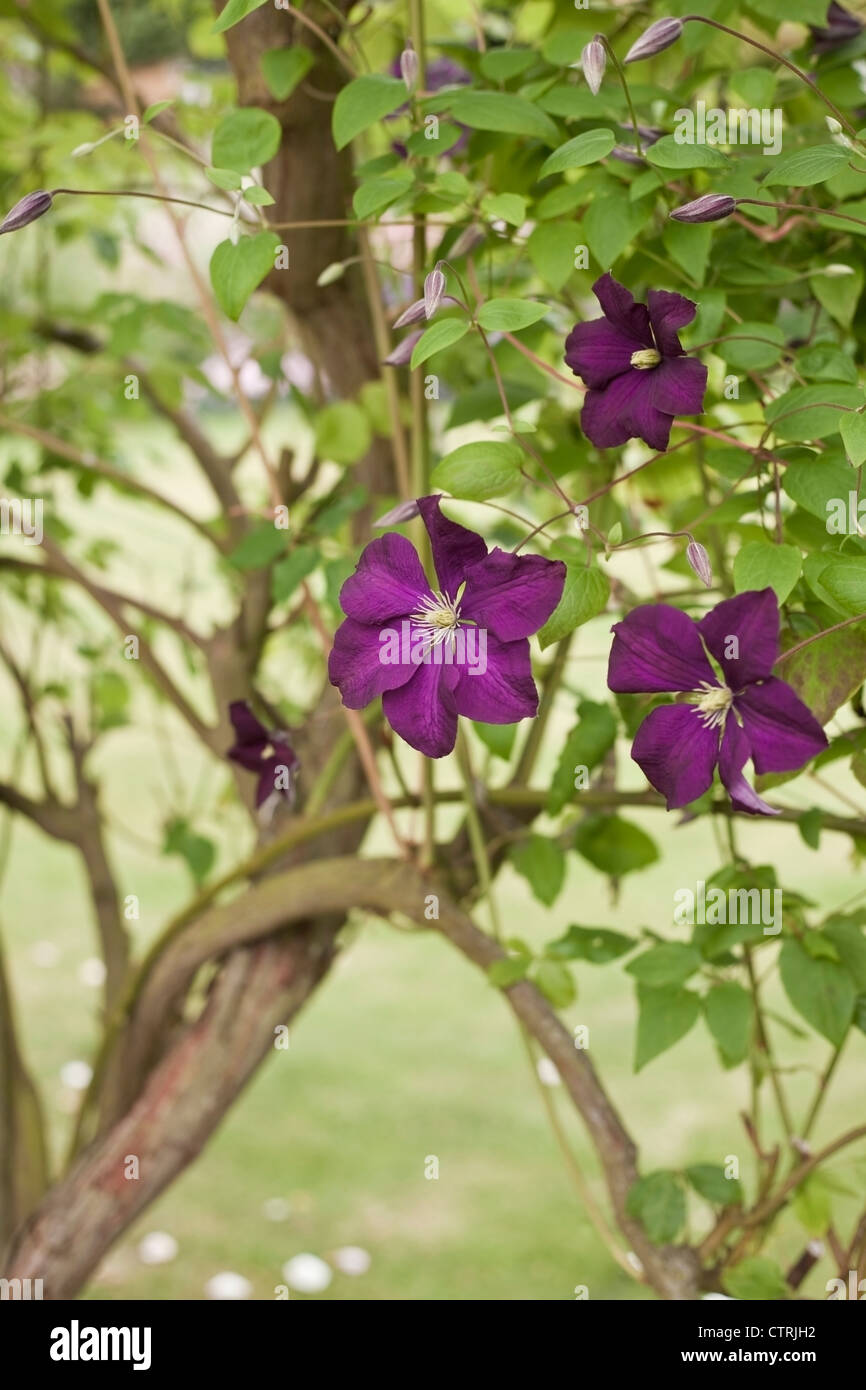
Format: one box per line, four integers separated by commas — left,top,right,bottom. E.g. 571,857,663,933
205,1271,253,1300
79,957,107,988
333,1246,371,1276
536,1057,561,1087
60,1060,93,1090
262,1197,291,1222
138,1232,178,1265
282,1253,332,1293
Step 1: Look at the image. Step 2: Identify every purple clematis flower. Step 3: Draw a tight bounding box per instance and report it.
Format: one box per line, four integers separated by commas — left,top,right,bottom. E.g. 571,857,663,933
328,495,566,758
564,272,707,451
607,589,827,816
227,701,299,809
810,2,862,55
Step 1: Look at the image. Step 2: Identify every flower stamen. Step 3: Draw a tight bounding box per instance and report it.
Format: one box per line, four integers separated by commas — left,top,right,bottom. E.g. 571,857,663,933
411,589,463,650
630,347,661,370
688,680,734,730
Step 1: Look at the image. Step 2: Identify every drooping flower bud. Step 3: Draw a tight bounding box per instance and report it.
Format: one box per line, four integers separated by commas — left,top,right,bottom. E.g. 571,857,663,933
423,261,446,319
393,298,427,329
581,38,606,95
400,41,419,92
374,498,422,527
0,190,53,236
822,263,856,277
450,223,485,258
384,330,422,366
670,194,737,224
625,17,683,63
686,540,713,589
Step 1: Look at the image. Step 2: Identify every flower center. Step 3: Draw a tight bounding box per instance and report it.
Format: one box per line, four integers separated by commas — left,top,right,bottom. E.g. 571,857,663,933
688,681,734,730
630,347,662,370
410,588,463,649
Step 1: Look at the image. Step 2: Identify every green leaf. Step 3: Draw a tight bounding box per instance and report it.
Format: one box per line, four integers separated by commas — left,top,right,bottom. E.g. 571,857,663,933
210,232,279,320
704,982,753,1067
429,439,522,501
824,918,866,991
538,564,609,649
663,219,712,286
626,944,701,989
228,521,287,570
732,542,802,604
722,1257,788,1301
206,166,244,190
332,75,407,151
686,1164,743,1206
212,0,268,33
476,299,547,332
243,186,274,206
472,721,517,760
479,48,535,81
143,100,173,124
547,699,617,814
272,546,318,603
841,411,866,466
538,128,616,177
765,384,864,442
575,814,658,878
546,923,636,964
91,670,129,731
488,953,531,988
646,134,729,169
818,558,866,614
314,401,372,465
480,193,527,226
531,958,576,1009
526,222,577,291
261,46,314,101
780,618,866,725
779,937,856,1045
635,985,700,1070
449,90,559,144
792,1175,832,1236
626,1172,686,1244
763,144,849,188
163,817,216,885
212,108,282,173
510,835,566,908
783,453,860,520
811,265,863,328
352,171,413,219
584,191,653,266
409,318,470,369
717,323,786,371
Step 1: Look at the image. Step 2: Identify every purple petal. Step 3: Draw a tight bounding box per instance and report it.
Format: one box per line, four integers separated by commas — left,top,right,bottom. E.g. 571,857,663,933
718,717,779,816
461,549,566,640
647,288,698,357
452,634,538,723
697,589,779,688
228,700,267,750
631,703,719,808
328,616,417,708
648,356,707,417
564,317,647,390
255,751,297,808
592,273,652,345
581,371,674,451
608,604,717,693
734,678,827,774
417,494,487,597
383,661,460,758
339,532,428,624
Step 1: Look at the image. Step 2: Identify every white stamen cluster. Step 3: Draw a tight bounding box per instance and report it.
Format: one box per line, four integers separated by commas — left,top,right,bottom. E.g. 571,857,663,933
689,681,734,730
410,590,462,650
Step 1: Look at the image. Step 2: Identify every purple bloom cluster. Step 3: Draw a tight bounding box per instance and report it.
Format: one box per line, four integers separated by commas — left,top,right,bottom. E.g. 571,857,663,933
227,702,299,810
329,496,565,758
565,273,707,451
608,590,827,816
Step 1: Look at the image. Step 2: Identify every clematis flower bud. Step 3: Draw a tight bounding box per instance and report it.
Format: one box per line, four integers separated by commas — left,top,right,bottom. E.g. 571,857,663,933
581,38,606,96
625,17,683,63
423,261,446,318
670,194,737,224
375,498,422,526
0,190,53,236
400,42,419,92
384,330,422,366
392,298,427,329
686,541,713,589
